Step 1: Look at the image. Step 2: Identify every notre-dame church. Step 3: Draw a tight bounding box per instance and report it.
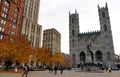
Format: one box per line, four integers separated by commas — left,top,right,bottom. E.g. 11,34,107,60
69,3,115,67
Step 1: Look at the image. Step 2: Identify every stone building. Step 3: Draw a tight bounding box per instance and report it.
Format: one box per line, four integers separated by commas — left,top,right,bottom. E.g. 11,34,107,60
43,28,61,54
21,0,42,48
0,0,24,40
69,3,115,67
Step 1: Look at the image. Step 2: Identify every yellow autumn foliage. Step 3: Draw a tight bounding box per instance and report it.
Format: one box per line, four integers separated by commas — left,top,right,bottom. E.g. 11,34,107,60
0,35,32,63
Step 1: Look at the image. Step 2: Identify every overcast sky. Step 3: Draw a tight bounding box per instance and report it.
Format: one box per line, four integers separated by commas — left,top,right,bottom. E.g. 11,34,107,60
38,0,120,55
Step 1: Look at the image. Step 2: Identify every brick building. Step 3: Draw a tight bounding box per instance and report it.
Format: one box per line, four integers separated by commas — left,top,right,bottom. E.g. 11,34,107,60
0,0,24,40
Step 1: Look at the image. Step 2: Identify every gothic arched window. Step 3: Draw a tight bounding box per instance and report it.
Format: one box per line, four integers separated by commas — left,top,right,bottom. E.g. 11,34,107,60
72,18,74,23
80,51,86,62
95,51,102,61
106,52,111,61
102,12,105,18
104,24,107,31
72,54,76,64
105,35,110,44
72,39,75,47
72,30,74,36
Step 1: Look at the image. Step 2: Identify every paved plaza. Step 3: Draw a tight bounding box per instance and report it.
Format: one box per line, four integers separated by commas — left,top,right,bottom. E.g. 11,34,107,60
0,70,120,77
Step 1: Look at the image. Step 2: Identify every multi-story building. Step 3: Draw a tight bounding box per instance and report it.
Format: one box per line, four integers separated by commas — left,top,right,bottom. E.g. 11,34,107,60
43,28,61,54
0,0,24,40
69,3,115,67
21,0,42,48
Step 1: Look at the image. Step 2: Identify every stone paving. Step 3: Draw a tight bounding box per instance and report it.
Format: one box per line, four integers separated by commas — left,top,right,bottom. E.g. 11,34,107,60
0,70,120,77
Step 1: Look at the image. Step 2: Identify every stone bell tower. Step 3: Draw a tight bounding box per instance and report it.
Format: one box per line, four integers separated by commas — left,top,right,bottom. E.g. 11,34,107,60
69,10,79,65
98,3,115,66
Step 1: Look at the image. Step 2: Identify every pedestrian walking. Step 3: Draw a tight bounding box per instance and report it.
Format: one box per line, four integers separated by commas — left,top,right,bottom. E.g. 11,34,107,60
59,65,64,74
48,66,53,73
22,64,29,77
14,65,18,72
105,67,108,72
108,67,111,72
108,65,111,73
54,66,58,75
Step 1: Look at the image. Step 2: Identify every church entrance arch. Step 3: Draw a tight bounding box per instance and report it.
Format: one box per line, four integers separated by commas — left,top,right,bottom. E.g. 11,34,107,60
80,51,86,63
95,51,102,61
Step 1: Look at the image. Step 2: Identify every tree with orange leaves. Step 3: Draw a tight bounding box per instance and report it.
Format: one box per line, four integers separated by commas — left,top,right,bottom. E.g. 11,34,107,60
52,52,64,66
33,47,52,66
0,35,33,64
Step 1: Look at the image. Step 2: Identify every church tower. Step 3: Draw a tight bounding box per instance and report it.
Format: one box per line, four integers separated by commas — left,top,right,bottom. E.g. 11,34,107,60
69,10,79,65
98,3,115,66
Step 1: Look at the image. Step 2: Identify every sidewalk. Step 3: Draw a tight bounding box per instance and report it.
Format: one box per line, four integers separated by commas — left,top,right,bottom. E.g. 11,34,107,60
0,70,120,77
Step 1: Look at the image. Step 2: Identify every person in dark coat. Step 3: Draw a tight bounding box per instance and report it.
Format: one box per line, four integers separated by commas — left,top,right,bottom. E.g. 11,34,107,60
54,66,58,75
22,64,29,77
49,65,53,73
59,65,64,74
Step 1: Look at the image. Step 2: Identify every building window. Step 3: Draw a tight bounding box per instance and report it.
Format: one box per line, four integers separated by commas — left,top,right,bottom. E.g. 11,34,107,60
12,25,17,30
16,7,19,12
102,12,105,18
72,18,74,23
10,38,14,42
8,30,10,34
2,13,7,18
13,19,16,23
72,30,74,36
80,51,86,62
3,7,8,12
5,0,10,6
11,31,16,35
1,20,6,25
106,52,111,61
14,13,18,18
0,35,3,40
104,24,107,31
72,39,75,47
95,51,102,61
0,27,5,32
72,54,76,65
105,35,110,44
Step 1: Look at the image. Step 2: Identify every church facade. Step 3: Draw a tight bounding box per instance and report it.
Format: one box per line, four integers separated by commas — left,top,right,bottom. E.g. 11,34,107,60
69,3,115,67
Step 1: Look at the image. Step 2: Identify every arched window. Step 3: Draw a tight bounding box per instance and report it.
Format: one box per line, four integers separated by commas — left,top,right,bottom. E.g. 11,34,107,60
80,52,86,62
104,24,107,31
72,30,74,36
72,39,75,47
105,35,109,44
72,54,76,64
16,7,19,12
95,51,102,61
72,18,74,23
102,12,105,18
106,52,111,61
5,0,10,6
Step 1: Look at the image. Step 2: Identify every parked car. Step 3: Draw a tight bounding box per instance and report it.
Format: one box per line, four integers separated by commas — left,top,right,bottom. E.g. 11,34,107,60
111,68,119,71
